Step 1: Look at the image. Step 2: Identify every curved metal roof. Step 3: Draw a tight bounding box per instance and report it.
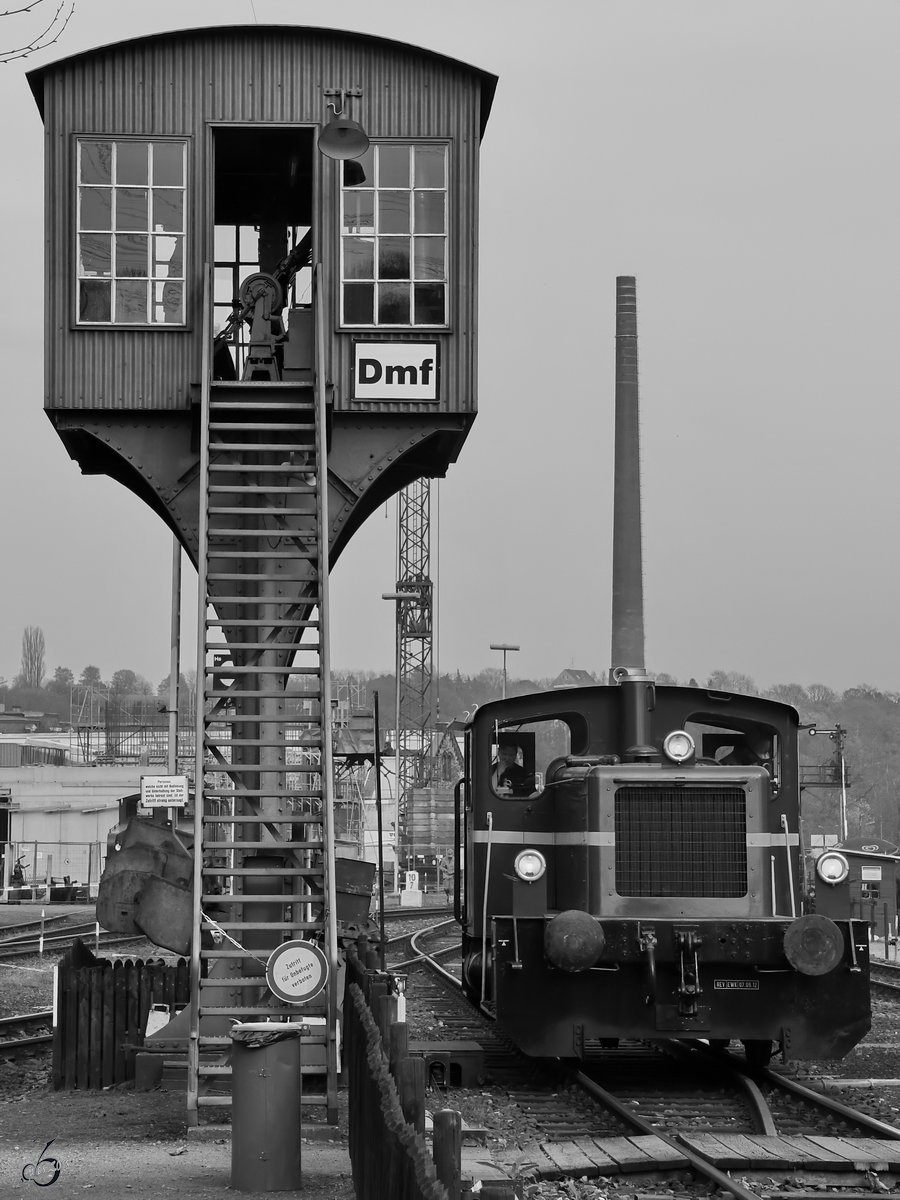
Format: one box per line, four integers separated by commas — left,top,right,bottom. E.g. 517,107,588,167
26,23,498,135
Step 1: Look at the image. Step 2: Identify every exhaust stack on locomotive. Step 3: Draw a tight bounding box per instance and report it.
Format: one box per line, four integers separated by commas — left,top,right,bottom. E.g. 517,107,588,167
459,278,870,1065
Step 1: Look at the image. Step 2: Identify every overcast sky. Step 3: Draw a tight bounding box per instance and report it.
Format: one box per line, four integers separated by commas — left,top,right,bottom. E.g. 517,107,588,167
1,0,898,698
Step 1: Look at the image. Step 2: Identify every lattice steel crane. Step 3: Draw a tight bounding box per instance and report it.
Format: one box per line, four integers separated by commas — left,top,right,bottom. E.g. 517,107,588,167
391,479,435,865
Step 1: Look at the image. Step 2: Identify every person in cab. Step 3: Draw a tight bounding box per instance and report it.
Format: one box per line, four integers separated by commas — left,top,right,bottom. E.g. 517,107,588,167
492,735,531,796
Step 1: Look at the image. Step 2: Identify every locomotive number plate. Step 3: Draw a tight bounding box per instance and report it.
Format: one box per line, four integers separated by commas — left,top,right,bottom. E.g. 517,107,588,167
714,979,760,990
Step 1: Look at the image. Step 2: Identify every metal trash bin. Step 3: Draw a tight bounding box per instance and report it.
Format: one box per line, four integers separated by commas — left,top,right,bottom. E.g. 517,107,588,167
230,1021,307,1192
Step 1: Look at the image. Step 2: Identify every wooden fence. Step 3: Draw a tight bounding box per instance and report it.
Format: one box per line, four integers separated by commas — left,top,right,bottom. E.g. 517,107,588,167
52,939,189,1089
345,943,453,1200
346,980,448,1200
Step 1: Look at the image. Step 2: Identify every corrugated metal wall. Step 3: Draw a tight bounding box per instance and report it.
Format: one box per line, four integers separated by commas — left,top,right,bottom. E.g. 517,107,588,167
36,27,490,416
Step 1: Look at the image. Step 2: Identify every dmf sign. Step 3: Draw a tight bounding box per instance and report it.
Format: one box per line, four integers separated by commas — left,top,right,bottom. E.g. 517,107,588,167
353,341,439,402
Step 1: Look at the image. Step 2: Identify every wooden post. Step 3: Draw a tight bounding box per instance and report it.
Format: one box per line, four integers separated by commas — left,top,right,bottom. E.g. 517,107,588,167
367,972,388,1008
433,1109,462,1200
376,993,398,1043
397,1055,426,1134
388,1020,408,1079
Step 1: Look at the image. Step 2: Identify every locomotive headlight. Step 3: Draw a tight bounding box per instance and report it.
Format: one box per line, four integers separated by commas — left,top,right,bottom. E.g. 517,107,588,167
514,849,547,883
663,730,696,764
816,851,850,886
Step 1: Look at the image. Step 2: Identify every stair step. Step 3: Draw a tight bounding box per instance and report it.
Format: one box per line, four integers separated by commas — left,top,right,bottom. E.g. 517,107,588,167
207,578,318,588
202,840,326,849
201,836,324,846
209,424,316,433
209,719,322,728
207,624,321,633
195,1010,318,1019
209,462,313,473
202,815,323,824
206,665,318,677
209,398,314,409
203,891,324,902
196,1095,328,1109
207,549,316,560
206,921,325,930
201,948,325,960
209,728,322,737
203,691,321,702
206,642,320,653
202,869,324,880
207,814,322,826
207,439,314,450
203,788,322,799
202,603,320,614
200,768,321,783
204,842,322,852
198,977,275,987
196,1036,328,1046
208,489,316,499
205,529,317,539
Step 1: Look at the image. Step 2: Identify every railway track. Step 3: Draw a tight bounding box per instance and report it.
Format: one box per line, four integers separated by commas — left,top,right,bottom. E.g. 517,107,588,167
0,919,148,959
0,910,91,940
869,958,900,994
0,1010,54,1056
393,921,900,1194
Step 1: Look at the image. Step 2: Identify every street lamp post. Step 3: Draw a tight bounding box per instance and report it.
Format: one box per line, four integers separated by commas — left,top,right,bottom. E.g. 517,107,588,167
489,642,520,700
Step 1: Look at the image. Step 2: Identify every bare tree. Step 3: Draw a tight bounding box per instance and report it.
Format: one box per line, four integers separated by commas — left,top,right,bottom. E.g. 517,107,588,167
806,682,837,706
1,0,76,64
20,625,46,688
707,669,758,696
765,682,809,708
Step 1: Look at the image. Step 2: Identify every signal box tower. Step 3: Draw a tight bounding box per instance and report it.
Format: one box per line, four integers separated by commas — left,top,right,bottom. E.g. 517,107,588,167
28,25,495,1123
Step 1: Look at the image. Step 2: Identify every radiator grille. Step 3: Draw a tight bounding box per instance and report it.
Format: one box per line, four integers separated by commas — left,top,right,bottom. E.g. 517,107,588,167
615,786,747,897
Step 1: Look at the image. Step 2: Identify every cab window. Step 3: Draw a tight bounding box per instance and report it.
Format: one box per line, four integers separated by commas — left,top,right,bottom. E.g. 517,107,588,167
686,719,779,789
490,719,571,799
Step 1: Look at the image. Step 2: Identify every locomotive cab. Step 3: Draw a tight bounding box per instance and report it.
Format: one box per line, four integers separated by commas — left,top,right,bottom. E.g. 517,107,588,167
459,684,871,1064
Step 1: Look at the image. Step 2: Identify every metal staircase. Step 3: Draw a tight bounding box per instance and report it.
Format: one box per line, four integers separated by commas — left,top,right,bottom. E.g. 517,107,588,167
188,268,338,1123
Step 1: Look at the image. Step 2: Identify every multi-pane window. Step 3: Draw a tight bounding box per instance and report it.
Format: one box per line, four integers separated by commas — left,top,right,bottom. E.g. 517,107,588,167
340,143,448,327
76,139,187,325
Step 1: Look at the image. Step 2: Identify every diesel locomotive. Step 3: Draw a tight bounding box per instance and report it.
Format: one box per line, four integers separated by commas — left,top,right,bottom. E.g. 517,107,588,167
456,678,871,1065
456,278,870,1066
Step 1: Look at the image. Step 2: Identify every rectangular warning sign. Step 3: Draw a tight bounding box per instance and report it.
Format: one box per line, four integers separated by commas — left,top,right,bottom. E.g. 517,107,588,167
140,775,189,808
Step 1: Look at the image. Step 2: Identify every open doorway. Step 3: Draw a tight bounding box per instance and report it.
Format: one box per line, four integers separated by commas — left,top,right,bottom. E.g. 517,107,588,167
212,126,315,380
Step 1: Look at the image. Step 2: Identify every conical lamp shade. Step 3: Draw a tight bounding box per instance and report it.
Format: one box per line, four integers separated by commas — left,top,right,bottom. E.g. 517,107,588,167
318,116,369,160
343,159,367,186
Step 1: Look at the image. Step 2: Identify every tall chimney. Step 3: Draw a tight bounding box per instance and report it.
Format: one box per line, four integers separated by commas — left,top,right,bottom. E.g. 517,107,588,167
609,275,645,679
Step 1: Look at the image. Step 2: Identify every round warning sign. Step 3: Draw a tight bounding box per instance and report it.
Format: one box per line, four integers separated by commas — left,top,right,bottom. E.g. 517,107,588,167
265,940,329,1004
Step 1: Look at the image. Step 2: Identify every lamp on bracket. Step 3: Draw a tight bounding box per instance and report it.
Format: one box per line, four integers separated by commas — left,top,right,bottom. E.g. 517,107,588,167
317,87,370,161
